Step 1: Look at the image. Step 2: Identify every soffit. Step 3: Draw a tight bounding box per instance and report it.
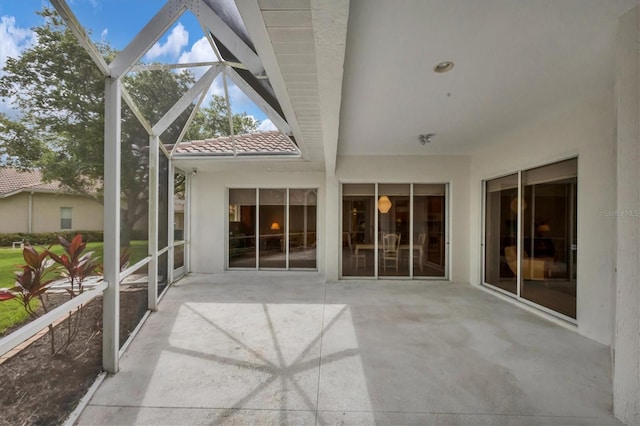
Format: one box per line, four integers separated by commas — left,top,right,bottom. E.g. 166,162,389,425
338,0,638,156
251,0,327,166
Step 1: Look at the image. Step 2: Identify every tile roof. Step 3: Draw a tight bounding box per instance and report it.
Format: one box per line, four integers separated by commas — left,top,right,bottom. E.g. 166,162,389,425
172,131,299,156
0,168,66,197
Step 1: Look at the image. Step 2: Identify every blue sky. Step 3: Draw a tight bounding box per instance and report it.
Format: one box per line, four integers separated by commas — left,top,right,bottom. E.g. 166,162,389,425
0,0,273,129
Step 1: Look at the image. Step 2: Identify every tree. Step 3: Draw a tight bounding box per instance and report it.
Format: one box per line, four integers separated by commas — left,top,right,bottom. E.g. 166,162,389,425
0,8,106,191
0,8,194,243
0,113,43,168
183,94,259,141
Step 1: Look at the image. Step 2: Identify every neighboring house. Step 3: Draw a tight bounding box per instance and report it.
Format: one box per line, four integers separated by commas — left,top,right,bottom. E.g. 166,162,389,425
0,168,103,234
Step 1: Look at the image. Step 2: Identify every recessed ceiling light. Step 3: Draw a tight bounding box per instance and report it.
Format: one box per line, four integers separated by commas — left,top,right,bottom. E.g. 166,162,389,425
434,61,454,73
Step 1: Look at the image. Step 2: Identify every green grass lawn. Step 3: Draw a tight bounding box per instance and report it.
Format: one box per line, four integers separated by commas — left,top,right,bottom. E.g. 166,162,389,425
0,298,38,335
0,240,148,333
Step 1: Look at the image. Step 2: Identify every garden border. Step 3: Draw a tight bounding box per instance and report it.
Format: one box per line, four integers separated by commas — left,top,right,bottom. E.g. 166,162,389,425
0,281,108,357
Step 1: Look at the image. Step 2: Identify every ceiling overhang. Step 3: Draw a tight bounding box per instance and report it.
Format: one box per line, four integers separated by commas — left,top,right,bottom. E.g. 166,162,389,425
235,0,349,171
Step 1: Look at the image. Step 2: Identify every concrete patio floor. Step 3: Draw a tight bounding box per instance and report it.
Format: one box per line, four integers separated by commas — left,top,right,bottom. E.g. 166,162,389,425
77,273,620,425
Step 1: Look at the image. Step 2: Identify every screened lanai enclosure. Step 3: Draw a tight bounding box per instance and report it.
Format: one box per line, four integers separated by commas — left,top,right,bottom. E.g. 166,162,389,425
0,0,307,374
1,1,639,424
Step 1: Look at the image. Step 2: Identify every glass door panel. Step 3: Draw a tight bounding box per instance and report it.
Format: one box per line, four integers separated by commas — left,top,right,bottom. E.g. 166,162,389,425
521,159,577,318
342,184,375,277
259,189,286,269
229,189,256,268
414,184,446,277
173,171,186,243
289,189,317,269
484,174,519,294
378,184,410,277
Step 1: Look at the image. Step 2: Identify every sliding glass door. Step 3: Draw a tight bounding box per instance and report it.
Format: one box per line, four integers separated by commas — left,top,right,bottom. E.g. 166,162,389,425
414,184,447,277
289,189,317,269
483,159,577,320
229,189,257,268
259,189,286,269
342,183,447,279
484,174,519,294
342,185,376,277
378,184,410,277
228,188,317,270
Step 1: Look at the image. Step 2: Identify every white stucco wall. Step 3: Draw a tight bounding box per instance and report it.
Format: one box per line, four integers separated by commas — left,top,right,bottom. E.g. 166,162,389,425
468,89,617,345
0,192,103,234
32,193,104,233
334,155,471,283
189,170,325,274
0,193,30,233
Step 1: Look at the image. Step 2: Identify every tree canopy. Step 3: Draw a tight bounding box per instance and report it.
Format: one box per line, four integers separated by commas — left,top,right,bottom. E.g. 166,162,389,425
183,95,260,141
0,7,258,238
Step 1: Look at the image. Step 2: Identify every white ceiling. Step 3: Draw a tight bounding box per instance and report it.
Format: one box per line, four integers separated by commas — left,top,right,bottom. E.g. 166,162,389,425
337,0,638,157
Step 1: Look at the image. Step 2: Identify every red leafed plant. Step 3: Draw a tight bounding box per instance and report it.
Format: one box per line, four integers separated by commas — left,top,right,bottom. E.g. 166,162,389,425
45,234,103,355
4,245,57,318
0,234,104,356
47,234,102,297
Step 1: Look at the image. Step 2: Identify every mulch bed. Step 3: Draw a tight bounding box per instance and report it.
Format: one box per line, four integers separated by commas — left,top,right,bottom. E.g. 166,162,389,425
0,288,148,426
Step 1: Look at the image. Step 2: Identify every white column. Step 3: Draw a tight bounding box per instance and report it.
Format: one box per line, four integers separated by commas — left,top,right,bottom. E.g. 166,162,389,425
325,174,340,282
103,77,121,373
148,135,159,311
614,7,640,425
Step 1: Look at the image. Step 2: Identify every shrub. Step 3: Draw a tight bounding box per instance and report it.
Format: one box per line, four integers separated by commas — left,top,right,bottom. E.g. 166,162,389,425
0,231,104,247
0,234,103,355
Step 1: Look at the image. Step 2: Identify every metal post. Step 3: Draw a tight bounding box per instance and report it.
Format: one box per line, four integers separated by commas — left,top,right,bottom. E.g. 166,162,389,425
148,135,159,311
103,78,121,373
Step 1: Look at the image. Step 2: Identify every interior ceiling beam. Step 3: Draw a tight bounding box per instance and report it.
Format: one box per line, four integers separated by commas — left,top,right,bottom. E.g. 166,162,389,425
226,67,291,136
152,63,222,136
110,0,186,78
190,0,265,78
234,0,310,161
311,0,350,175
49,0,110,75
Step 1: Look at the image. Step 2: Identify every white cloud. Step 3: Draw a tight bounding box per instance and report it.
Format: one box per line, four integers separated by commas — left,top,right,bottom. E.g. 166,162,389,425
0,16,35,71
178,36,216,64
257,119,277,132
100,28,108,43
145,23,188,61
0,16,36,115
178,36,217,79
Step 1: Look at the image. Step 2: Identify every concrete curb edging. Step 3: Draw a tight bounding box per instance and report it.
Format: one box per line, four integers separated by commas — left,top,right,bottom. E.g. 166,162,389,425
64,371,107,426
